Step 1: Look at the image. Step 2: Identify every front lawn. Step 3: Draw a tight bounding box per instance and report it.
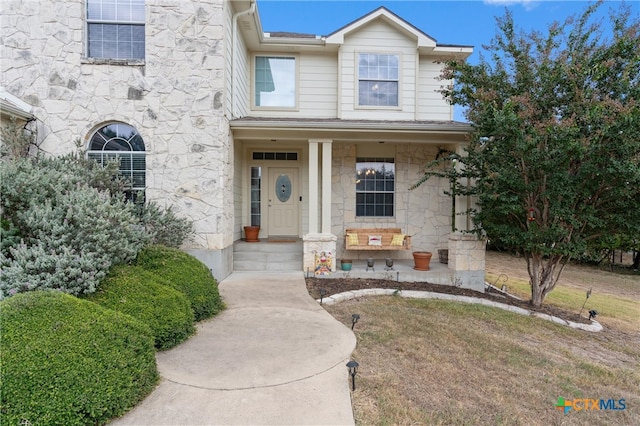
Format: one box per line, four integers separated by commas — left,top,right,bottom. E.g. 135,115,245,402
327,297,639,425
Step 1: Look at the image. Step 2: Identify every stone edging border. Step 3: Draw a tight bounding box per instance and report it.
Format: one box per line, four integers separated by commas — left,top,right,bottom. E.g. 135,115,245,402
317,289,603,332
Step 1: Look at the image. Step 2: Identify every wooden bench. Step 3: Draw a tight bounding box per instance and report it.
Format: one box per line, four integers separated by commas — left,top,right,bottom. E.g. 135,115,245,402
344,228,411,251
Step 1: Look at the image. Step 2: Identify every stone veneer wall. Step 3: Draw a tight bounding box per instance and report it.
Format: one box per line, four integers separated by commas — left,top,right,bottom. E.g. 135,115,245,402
1,0,235,279
331,142,452,260
448,233,486,292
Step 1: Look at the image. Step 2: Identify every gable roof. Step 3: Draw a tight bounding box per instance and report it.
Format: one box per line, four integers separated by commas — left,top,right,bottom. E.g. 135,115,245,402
236,2,472,56
325,6,436,48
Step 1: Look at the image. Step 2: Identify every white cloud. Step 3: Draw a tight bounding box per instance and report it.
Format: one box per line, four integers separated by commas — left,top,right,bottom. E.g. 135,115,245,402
484,0,538,11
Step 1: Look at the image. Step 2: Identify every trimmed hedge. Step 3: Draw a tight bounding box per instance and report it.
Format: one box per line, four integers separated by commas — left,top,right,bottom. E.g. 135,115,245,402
0,291,158,425
84,265,195,350
135,245,224,321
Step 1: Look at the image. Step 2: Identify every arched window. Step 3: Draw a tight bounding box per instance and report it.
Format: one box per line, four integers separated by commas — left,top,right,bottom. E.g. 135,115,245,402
87,122,146,199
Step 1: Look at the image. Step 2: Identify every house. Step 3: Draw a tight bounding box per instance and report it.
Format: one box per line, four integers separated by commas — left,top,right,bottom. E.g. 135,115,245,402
0,0,486,290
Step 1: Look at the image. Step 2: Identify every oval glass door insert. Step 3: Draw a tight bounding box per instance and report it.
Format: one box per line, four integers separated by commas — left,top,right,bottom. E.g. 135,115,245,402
275,174,292,202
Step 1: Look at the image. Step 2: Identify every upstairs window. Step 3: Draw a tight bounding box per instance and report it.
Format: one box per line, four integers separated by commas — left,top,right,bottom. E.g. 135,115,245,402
358,53,399,107
356,157,395,217
254,56,297,108
87,122,146,200
87,0,145,60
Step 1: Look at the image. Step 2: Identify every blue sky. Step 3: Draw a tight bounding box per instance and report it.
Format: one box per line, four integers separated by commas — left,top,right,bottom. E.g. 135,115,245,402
255,0,638,120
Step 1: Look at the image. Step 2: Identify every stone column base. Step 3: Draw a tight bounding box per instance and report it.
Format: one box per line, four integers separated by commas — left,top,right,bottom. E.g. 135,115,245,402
303,233,338,275
448,233,486,292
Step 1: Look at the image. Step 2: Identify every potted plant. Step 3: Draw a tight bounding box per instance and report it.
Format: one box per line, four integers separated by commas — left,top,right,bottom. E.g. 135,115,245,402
243,225,260,242
412,251,432,271
341,259,353,271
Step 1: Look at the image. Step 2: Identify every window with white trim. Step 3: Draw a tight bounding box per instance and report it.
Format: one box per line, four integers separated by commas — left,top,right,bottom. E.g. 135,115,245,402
356,157,395,217
87,122,146,200
254,56,297,108
358,53,399,107
87,0,145,60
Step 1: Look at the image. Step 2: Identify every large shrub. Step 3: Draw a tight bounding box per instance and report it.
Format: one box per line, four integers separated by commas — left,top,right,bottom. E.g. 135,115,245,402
0,152,194,299
136,203,194,248
135,245,224,321
84,265,195,350
0,291,158,425
0,157,146,299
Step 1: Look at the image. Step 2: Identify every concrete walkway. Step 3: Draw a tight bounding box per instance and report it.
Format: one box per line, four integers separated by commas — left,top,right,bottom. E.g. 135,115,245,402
110,272,357,425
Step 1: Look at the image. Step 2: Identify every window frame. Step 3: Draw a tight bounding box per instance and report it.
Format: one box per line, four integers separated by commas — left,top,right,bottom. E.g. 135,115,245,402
86,122,146,200
251,54,299,111
356,52,401,110
85,0,146,62
355,157,396,218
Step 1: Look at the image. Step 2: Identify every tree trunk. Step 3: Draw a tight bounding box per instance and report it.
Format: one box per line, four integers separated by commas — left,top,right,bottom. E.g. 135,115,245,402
526,253,566,308
632,251,639,270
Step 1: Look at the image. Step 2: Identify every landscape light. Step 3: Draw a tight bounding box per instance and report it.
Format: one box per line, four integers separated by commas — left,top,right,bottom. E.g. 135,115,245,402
588,310,599,321
351,313,360,330
346,360,359,391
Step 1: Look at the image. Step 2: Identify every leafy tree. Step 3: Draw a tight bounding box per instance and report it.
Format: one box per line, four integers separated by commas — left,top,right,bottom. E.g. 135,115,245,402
419,2,640,306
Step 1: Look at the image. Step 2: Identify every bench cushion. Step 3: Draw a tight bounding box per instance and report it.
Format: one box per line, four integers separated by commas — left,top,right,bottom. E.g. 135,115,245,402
346,233,359,245
391,234,406,246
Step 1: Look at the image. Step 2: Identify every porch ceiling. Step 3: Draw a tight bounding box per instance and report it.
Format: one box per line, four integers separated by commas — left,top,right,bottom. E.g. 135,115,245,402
230,117,473,144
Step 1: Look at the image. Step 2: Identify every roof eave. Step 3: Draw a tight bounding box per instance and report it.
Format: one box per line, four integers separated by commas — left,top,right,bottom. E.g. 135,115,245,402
230,118,473,134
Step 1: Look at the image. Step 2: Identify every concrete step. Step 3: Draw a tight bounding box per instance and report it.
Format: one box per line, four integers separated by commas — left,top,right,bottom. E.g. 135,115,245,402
233,241,303,272
234,259,303,271
234,251,302,262
234,241,302,253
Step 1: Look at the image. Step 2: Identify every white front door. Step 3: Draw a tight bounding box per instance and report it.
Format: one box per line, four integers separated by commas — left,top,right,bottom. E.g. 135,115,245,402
268,167,299,236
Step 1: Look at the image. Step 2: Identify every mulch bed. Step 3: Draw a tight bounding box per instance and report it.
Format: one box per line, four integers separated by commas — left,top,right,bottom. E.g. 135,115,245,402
306,277,592,325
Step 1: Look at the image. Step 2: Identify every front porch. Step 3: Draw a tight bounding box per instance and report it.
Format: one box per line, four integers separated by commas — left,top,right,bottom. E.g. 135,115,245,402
231,234,486,292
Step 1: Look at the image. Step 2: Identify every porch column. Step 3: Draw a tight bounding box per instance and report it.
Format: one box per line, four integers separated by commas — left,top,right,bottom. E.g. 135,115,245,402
304,139,337,274
308,140,319,234
321,140,332,234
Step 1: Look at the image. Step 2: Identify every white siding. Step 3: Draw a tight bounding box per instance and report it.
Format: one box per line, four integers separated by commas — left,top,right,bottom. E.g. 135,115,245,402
234,39,250,117
224,3,233,116
339,20,417,121
417,57,453,121
224,2,249,118
248,52,338,118
299,53,337,118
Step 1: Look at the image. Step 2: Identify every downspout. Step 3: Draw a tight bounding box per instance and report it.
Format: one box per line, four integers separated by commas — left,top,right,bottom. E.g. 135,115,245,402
231,0,256,119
